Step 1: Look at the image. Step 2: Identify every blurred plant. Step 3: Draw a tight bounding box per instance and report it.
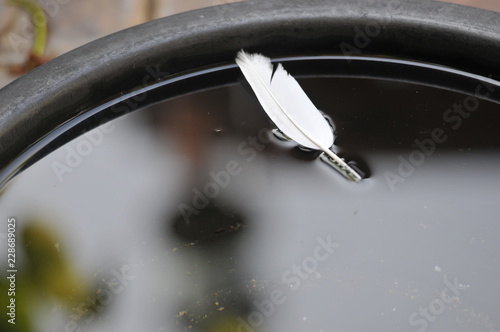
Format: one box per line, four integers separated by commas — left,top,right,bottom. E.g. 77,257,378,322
23,222,88,305
1,220,108,331
6,0,49,74
207,315,254,332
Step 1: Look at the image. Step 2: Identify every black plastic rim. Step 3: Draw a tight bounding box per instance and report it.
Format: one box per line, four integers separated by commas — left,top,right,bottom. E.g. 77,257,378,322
1,0,500,186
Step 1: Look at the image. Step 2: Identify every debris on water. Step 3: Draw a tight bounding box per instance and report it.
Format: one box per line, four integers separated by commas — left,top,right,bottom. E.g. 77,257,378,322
434,265,442,272
214,227,225,234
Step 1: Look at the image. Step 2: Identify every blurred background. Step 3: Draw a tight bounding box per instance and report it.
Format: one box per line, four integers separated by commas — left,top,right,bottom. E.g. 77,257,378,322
0,0,500,88
0,0,241,87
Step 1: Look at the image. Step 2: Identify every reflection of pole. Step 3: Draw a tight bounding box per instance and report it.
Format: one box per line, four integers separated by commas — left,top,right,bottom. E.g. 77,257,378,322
171,202,249,330
153,91,254,331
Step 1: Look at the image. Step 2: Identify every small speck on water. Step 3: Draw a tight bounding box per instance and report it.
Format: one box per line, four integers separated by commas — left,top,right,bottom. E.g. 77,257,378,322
434,265,442,272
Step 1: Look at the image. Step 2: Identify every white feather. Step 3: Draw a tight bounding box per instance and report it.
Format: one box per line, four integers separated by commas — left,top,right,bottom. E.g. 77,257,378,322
235,50,362,182
235,51,333,150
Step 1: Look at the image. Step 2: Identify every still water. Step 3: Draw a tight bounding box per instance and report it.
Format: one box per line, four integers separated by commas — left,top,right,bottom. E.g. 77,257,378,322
1,64,499,331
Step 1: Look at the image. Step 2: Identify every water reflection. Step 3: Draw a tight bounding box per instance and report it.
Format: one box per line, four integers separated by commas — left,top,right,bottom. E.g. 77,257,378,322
1,77,500,331
149,91,256,330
